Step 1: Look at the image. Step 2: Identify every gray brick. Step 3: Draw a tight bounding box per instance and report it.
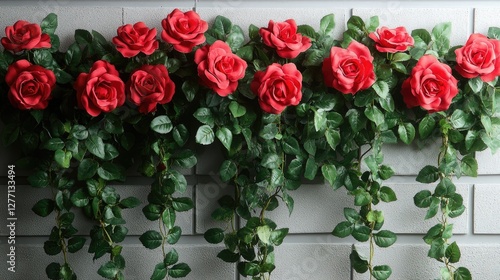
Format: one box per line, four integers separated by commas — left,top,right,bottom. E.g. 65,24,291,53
474,184,500,234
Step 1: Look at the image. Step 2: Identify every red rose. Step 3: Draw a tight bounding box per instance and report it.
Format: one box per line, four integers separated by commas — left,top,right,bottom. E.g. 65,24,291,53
127,64,175,114
194,40,247,97
368,26,414,53
74,60,125,117
112,22,159,58
250,63,302,114
4,59,55,110
401,55,458,113
322,40,375,94
455,33,500,82
161,8,208,53
259,19,312,59
1,20,51,53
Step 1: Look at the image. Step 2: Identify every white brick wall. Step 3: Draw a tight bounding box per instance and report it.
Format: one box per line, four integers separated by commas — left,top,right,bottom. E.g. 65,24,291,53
2,1,500,279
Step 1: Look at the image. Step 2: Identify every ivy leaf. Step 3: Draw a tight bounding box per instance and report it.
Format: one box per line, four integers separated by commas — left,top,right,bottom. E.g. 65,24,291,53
237,262,260,277
195,125,215,145
398,122,415,144
204,228,225,244
67,237,86,253
168,263,191,278
321,164,337,187
283,136,301,156
319,14,335,36
139,230,162,249
150,263,167,280
172,197,194,212
350,249,369,273
414,190,433,208
54,149,72,169
97,261,119,279
352,225,371,242
28,171,50,188
219,160,237,182
85,135,105,159
416,165,440,183
461,155,478,177
151,115,173,134
372,265,392,280
304,157,318,180
454,267,472,280
182,79,198,102
32,199,55,217
425,197,441,220
217,249,240,263
445,241,461,263
332,221,353,238
77,158,99,181
41,13,58,35
419,115,436,139
162,208,176,229
379,186,397,202
164,249,179,266
119,197,141,209
373,230,397,248
216,127,233,151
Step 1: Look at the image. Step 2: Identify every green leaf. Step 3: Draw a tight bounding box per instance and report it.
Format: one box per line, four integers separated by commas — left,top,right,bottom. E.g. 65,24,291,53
346,109,366,133
216,127,233,151
352,225,371,242
325,129,341,150
416,165,440,183
164,249,179,266
378,165,394,180
77,158,98,181
229,101,246,118
372,80,389,99
425,197,441,219
195,125,215,145
32,199,54,217
162,208,176,229
256,225,272,245
419,115,436,139
445,241,461,263
172,197,193,212
304,157,318,180
85,135,105,159
435,177,456,197
98,261,119,279
41,13,58,35
98,162,125,182
379,186,397,202
454,267,472,280
303,49,324,67
297,24,317,40
151,115,173,134
319,14,335,35
70,188,89,207
314,110,327,131
43,138,65,151
431,22,451,56
283,136,301,156
461,156,478,177
398,122,415,144
488,27,500,40
139,230,162,249
217,249,240,263
332,221,353,238
181,79,198,102
219,160,237,182
46,262,61,279
237,262,260,277
365,105,385,127
428,238,446,260
227,25,245,51
414,190,433,208
150,263,167,280
374,230,397,248
321,164,337,187
204,228,225,244
270,228,289,246
67,237,86,253
28,171,50,188
412,29,432,44
372,265,392,280
168,263,191,278
120,197,141,209
261,153,280,169
354,189,371,206
450,109,474,130
143,204,161,221
350,249,369,273
54,149,71,169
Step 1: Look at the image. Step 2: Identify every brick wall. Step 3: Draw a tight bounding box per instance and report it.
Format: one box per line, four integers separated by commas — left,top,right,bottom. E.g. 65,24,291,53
1,1,500,279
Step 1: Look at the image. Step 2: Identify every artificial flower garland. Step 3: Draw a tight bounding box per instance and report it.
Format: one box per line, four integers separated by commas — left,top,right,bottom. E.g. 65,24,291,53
0,8,498,280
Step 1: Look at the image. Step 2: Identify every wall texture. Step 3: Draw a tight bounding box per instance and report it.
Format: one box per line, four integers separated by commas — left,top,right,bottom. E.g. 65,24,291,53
1,1,500,279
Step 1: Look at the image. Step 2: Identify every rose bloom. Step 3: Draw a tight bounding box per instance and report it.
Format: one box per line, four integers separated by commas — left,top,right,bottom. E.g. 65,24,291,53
368,26,414,53
455,33,500,82
1,20,51,53
127,64,175,114
401,55,458,113
112,22,159,58
5,59,55,110
250,63,302,114
322,40,375,94
161,8,208,53
194,40,247,97
74,60,125,117
259,19,312,59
